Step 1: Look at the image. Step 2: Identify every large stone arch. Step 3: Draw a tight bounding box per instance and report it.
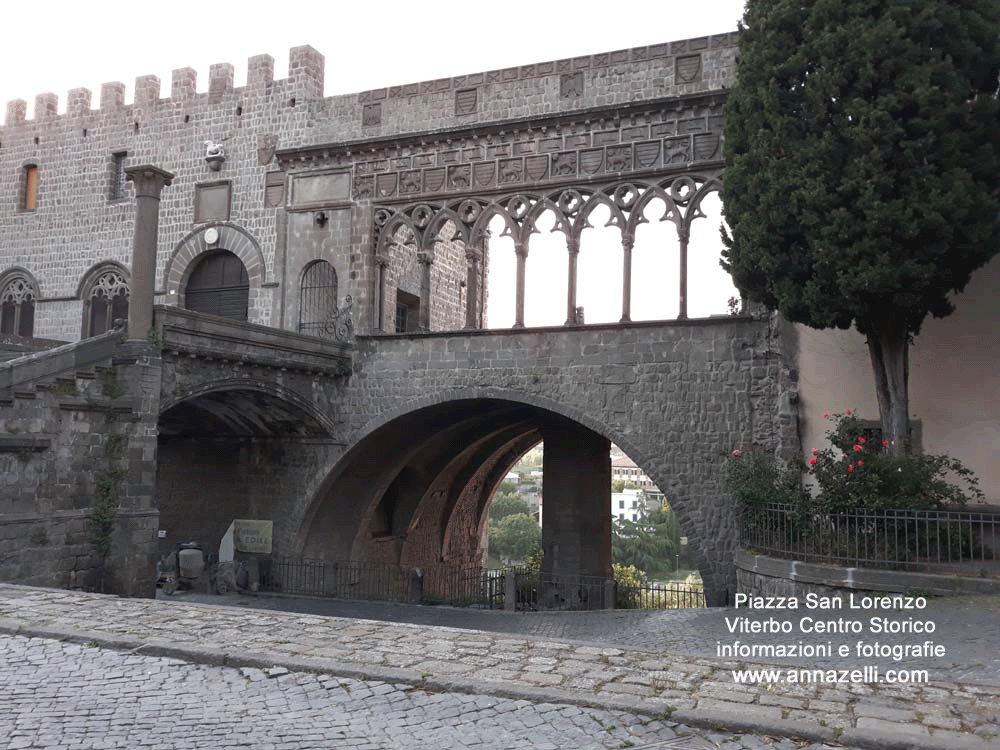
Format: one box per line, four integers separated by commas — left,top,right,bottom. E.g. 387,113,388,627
162,223,266,308
154,378,340,562
159,378,339,438
291,386,732,605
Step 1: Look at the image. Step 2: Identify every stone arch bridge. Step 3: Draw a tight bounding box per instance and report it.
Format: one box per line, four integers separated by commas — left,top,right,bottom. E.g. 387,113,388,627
148,303,795,607
0,61,798,605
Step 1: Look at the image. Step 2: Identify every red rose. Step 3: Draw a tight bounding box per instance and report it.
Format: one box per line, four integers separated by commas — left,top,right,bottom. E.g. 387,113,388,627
853,445,862,452
858,437,866,444
809,459,816,465
812,449,819,456
846,409,852,415
848,465,854,473
857,460,864,467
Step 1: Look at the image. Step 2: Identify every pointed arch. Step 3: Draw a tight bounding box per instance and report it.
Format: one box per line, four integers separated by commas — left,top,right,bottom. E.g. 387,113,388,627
0,267,39,337
78,260,130,339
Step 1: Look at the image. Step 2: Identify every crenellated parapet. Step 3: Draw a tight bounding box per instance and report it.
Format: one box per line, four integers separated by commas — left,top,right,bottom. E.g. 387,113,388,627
0,46,325,127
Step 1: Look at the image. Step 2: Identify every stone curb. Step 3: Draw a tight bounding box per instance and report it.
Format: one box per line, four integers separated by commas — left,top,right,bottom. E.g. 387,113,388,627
1,617,991,750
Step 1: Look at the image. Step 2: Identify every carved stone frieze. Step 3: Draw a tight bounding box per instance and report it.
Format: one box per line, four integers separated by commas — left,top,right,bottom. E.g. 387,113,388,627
345,101,724,200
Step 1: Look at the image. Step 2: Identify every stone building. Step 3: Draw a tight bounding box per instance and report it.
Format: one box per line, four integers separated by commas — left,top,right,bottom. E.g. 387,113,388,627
0,32,994,604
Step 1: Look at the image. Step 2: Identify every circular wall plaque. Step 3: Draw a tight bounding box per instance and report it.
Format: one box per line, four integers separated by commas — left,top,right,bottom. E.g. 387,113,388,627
204,227,219,245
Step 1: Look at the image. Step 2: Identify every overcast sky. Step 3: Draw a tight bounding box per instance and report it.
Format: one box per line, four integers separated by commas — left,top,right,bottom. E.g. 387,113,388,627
1,0,746,326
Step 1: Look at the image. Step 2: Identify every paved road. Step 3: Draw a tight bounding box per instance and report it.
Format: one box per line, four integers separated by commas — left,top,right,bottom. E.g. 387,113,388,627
2,585,997,749
0,635,843,750
168,590,1000,685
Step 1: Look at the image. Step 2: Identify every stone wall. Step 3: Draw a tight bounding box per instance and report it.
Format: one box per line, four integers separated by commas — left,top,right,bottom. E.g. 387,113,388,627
0,339,160,595
736,550,1000,598
0,33,736,341
155,436,339,561
293,314,795,604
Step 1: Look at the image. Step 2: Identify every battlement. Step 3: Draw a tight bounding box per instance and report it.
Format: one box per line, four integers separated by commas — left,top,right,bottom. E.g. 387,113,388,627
1,32,738,128
1,45,325,126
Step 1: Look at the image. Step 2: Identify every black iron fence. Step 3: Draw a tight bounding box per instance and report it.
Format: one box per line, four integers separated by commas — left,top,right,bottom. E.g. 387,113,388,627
741,504,1000,571
615,578,707,609
253,557,705,610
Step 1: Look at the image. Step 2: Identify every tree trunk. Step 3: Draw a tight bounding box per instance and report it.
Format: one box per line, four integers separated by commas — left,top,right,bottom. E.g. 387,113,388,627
866,317,911,455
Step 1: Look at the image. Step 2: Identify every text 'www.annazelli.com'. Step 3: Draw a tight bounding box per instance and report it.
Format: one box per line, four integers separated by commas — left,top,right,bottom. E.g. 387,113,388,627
731,667,929,684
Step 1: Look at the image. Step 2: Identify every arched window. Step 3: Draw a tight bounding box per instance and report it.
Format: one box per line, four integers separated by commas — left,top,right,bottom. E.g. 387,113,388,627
184,250,249,321
85,269,130,337
0,272,37,337
298,260,337,335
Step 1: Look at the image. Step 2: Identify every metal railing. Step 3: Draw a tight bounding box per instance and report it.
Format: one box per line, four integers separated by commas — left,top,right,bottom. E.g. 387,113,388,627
740,504,1000,571
254,556,707,610
261,557,503,606
616,579,706,609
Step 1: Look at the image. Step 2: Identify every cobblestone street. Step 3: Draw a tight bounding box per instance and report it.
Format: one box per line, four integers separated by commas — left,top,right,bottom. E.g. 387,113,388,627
1,636,843,750
1,585,997,749
169,590,1000,685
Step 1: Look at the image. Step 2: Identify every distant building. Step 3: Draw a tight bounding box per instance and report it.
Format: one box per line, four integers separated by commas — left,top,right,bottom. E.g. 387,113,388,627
611,455,665,508
612,488,646,522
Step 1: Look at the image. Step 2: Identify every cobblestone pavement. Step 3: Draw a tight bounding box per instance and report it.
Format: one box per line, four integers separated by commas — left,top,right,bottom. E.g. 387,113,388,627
0,635,845,750
168,591,1000,685
1,585,997,749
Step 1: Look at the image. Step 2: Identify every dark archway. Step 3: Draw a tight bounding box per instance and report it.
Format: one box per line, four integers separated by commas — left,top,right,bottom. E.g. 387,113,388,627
295,397,713,603
183,250,249,321
155,387,336,562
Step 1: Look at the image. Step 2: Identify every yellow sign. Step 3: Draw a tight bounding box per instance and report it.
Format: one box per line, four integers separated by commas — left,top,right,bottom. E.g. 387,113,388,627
233,519,273,554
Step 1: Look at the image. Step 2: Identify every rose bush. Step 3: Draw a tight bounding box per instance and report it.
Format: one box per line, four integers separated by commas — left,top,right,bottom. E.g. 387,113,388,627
725,411,983,515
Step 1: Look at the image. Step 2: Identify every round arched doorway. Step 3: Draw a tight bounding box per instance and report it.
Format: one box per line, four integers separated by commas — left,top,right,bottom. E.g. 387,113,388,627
184,250,249,321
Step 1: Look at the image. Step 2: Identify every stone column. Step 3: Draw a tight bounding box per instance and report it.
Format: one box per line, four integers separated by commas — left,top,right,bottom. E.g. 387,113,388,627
678,225,689,320
464,247,482,329
541,417,612,595
513,238,528,328
565,235,580,326
417,250,433,331
125,165,174,340
374,255,389,332
620,233,634,323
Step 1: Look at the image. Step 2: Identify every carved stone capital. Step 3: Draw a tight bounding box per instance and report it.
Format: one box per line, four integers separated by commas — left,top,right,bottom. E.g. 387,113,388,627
621,233,635,252
514,240,529,258
465,248,483,263
417,250,434,266
566,236,581,254
125,165,175,200
374,254,390,268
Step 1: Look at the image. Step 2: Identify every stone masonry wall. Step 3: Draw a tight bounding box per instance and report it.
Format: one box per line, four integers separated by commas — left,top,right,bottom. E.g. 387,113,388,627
293,315,794,604
0,34,736,341
0,346,159,595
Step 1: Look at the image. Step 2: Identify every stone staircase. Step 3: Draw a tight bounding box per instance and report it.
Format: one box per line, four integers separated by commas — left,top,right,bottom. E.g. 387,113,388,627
0,328,149,592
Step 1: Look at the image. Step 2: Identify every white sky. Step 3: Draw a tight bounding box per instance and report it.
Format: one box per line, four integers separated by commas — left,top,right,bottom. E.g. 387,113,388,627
1,0,746,327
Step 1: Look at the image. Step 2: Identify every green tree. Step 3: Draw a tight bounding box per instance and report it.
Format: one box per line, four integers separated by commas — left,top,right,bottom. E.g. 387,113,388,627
611,508,680,578
612,479,626,493
496,481,519,496
488,492,531,521
489,513,542,563
722,0,1000,454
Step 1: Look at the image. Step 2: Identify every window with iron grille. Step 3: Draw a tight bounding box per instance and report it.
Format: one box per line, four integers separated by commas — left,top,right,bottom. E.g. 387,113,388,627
110,152,127,201
298,260,337,336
